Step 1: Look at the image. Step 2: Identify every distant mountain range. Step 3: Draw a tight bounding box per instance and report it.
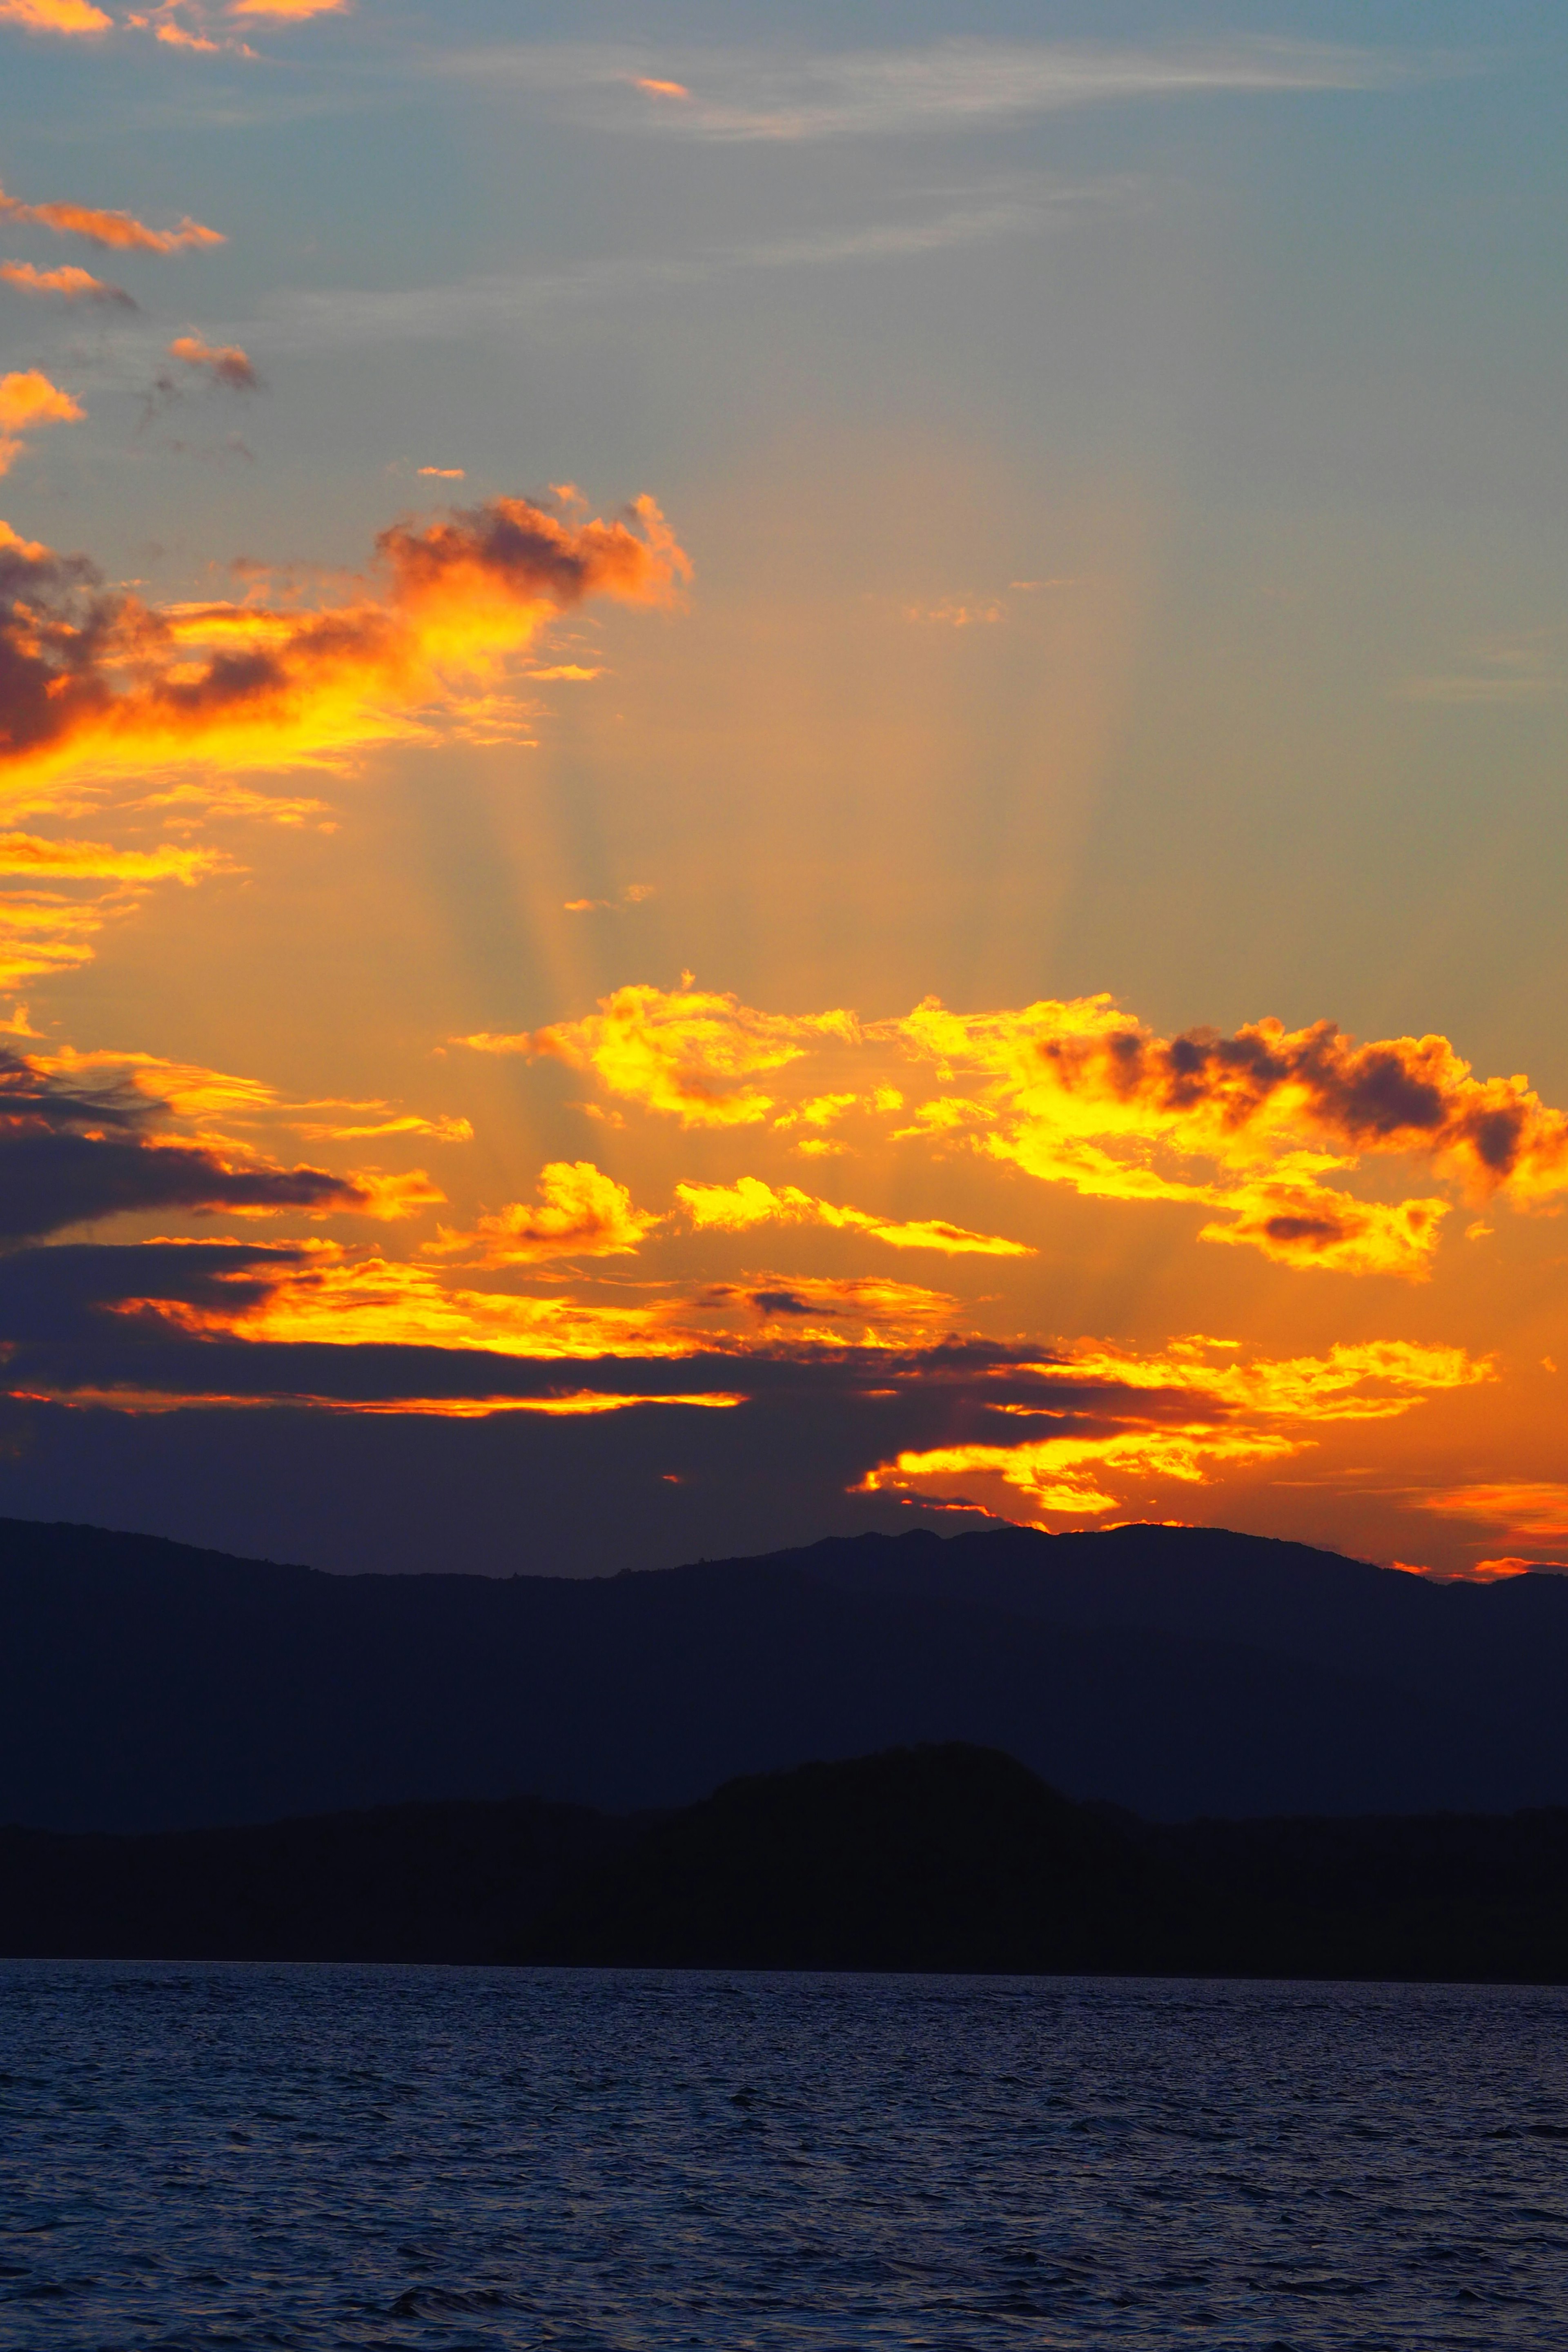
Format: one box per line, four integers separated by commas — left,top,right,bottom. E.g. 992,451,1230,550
8,1745,1568,1984
4,1515,1567,1830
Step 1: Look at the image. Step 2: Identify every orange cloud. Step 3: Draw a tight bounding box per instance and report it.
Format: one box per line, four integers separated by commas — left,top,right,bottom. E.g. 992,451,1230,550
461,977,1568,1275
167,334,260,391
699,1271,962,1349
0,832,228,881
890,995,1568,1214
1417,1481,1568,1545
0,261,134,305
0,894,111,987
0,0,110,31
33,1041,472,1161
134,1248,695,1359
635,77,693,100
154,21,224,51
425,1161,663,1265
5,1380,747,1420
563,881,653,911
228,0,351,16
0,181,224,252
0,370,83,474
0,834,232,986
468,982,855,1127
859,1333,1491,1523
418,466,465,481
0,492,688,808
675,1174,1031,1256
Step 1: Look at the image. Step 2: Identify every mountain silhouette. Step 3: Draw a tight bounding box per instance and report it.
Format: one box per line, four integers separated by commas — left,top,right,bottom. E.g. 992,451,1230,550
3,1515,1566,1831
7,1744,1568,1983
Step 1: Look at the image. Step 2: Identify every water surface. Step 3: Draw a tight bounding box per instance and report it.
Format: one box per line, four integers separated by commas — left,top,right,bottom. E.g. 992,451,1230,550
2,1963,1566,2347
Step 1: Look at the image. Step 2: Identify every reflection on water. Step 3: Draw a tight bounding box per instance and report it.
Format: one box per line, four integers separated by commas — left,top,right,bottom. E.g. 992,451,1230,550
2,1962,1567,2347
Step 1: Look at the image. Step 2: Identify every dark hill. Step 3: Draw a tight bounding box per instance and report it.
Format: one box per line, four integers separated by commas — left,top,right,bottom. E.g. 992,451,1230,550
7,1744,1568,1983
2,1516,1564,1830
519,1744,1174,1972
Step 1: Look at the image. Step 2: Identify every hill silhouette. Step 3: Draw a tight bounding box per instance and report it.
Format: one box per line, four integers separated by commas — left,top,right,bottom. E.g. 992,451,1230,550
3,1515,1567,1830
7,1744,1568,1982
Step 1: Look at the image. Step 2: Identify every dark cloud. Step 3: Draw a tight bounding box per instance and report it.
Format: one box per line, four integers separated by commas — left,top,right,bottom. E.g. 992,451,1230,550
0,1050,368,1238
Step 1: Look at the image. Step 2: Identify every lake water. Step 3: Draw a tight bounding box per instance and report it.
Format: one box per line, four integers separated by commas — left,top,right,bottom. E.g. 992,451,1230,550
2,1964,1567,2348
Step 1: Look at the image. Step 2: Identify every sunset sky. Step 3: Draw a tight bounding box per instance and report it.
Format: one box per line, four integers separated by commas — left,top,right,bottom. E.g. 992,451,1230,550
0,0,1564,1577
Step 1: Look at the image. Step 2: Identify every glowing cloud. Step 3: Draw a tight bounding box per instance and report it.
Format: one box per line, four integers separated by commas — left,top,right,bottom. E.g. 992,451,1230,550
134,1248,693,1359
0,181,224,252
0,370,82,475
427,1161,663,1265
0,1045,447,1235
458,978,1567,1276
228,0,351,16
0,261,134,306
0,492,688,804
0,0,110,31
676,1174,1031,1256
1418,1482,1568,1546
699,1271,962,1348
0,832,227,881
860,1334,1492,1522
890,996,1568,1211
167,334,261,391
0,895,111,987
468,982,855,1127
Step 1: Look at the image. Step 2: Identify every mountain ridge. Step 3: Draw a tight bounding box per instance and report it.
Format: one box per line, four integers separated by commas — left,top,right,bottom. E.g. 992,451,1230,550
2,1515,1562,1830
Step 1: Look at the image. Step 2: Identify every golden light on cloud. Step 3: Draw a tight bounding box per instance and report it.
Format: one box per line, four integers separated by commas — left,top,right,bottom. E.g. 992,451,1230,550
167,334,260,391
699,1270,962,1348
0,492,689,810
133,1249,697,1359
505,979,1568,1279
0,0,111,32
0,179,224,251
0,260,131,304
0,893,111,985
859,1334,1492,1523
0,832,228,881
227,0,351,18
0,369,82,474
1417,1481,1568,1546
4,1381,748,1420
426,1160,663,1265
675,1174,1031,1256
471,982,857,1127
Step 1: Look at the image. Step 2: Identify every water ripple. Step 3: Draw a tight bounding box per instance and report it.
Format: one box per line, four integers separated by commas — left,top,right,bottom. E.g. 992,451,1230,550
1,1965,1566,2347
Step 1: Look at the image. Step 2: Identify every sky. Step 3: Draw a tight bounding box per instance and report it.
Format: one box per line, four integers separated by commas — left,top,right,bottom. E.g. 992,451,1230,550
0,0,1564,1578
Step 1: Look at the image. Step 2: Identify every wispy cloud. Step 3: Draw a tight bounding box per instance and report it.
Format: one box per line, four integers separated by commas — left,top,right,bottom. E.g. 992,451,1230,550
676,1175,1031,1258
861,1336,1491,1522
167,333,261,391
444,36,1417,144
1419,1481,1568,1544
0,178,224,254
254,179,1120,354
0,261,136,307
1396,624,1568,706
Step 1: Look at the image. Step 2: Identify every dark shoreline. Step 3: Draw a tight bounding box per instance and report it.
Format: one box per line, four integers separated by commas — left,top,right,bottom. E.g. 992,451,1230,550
8,1744,1568,1985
